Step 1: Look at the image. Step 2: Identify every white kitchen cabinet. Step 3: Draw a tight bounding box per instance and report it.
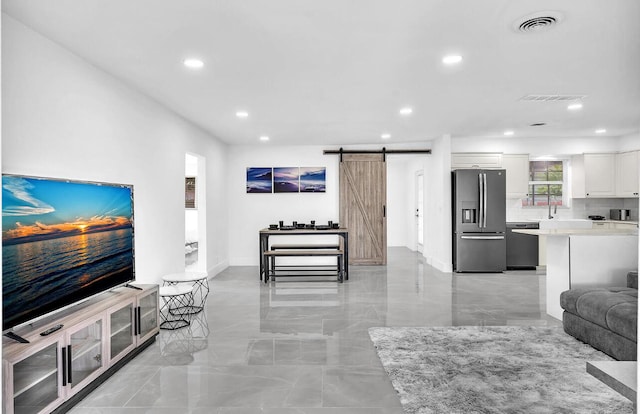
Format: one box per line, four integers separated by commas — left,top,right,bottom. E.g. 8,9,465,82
592,221,611,230
502,154,529,198
584,153,616,197
451,153,502,169
571,154,586,198
615,151,639,197
613,222,639,229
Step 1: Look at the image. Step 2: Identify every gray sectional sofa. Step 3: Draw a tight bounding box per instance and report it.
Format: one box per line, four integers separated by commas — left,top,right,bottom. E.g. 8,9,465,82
560,271,638,361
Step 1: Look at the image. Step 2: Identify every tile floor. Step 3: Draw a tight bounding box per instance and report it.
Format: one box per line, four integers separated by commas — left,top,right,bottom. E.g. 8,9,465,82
70,247,559,413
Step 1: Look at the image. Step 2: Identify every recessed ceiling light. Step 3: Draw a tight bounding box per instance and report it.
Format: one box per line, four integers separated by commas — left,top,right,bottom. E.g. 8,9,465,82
236,111,249,118
399,107,413,116
595,128,607,134
259,136,269,142
183,58,204,69
381,133,391,139
503,130,515,136
442,55,463,65
567,102,583,111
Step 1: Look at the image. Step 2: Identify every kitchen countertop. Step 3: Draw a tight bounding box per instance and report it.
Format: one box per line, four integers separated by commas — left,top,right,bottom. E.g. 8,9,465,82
592,220,639,225
518,219,638,225
513,228,639,236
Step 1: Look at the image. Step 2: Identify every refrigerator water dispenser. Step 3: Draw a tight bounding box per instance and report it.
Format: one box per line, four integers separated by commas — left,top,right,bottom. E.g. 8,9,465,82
462,209,476,223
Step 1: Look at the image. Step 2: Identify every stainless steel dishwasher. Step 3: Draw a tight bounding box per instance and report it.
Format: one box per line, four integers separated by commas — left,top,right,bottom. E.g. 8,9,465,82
506,222,539,270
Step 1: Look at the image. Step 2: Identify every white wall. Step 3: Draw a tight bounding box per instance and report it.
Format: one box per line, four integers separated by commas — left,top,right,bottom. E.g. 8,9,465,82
386,157,409,247
227,145,339,265
424,135,452,272
2,15,229,284
620,132,640,152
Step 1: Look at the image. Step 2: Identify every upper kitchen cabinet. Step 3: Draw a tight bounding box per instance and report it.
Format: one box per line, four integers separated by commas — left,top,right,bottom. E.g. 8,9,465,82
571,154,586,198
616,151,639,197
502,154,529,198
451,153,502,169
584,153,616,197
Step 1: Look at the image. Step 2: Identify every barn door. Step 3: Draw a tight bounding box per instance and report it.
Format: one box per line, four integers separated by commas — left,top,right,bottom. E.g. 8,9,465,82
339,153,387,265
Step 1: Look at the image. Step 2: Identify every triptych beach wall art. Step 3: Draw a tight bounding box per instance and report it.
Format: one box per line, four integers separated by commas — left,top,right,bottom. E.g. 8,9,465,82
246,167,326,193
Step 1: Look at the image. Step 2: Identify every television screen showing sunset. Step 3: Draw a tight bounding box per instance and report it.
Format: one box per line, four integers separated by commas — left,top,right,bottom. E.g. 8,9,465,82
2,175,135,330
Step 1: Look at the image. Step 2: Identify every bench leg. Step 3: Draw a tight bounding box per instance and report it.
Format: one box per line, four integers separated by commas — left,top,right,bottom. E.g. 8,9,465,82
269,256,275,283
266,256,271,284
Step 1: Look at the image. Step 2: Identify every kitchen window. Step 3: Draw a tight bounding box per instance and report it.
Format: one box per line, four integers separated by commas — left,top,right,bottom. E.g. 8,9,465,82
522,160,564,207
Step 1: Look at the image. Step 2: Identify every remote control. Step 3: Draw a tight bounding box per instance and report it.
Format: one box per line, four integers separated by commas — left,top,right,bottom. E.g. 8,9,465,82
40,324,64,336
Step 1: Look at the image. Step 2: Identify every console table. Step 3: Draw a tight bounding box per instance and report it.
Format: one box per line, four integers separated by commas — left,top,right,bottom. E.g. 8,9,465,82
259,228,349,282
3,284,159,414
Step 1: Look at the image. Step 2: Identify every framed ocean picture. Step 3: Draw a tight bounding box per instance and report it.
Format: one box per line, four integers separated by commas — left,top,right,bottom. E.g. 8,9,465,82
246,167,273,193
273,167,300,193
299,167,326,192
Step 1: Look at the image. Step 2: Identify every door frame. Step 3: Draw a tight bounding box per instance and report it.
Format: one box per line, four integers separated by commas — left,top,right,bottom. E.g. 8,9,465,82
415,170,424,253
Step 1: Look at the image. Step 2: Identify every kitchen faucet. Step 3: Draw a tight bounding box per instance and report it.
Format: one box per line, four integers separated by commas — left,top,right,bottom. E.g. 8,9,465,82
547,191,557,219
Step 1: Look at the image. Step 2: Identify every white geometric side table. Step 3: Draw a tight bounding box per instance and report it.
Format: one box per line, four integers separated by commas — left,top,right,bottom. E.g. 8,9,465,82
159,284,194,330
162,271,209,314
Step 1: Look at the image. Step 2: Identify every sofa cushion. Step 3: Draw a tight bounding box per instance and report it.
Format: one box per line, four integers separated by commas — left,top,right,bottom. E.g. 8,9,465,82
607,301,638,342
560,287,637,342
563,311,637,361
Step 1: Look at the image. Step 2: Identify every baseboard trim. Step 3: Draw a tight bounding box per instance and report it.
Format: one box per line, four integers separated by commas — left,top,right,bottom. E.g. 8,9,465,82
209,260,229,277
427,256,453,273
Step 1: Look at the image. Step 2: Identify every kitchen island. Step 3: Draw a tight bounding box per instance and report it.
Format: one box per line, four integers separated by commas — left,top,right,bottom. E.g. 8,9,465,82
513,227,639,320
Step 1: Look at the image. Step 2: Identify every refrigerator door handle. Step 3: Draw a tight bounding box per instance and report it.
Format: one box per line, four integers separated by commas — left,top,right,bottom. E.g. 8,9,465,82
483,173,488,228
461,235,505,240
478,173,484,229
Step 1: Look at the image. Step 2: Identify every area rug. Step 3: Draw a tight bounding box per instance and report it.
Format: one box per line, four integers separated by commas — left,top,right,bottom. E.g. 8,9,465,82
368,326,634,414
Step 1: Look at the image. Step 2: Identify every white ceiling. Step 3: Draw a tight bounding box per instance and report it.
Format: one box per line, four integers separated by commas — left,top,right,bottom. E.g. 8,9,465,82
3,0,639,146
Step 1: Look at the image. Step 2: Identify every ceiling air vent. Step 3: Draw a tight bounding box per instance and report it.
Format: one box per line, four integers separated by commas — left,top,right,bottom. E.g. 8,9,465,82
513,11,563,33
520,94,587,102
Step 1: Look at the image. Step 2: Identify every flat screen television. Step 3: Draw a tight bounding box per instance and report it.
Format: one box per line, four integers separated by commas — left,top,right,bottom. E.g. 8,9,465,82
2,174,135,333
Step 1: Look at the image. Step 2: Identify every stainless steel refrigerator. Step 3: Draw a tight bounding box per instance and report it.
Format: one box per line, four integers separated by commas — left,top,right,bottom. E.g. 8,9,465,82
452,169,506,272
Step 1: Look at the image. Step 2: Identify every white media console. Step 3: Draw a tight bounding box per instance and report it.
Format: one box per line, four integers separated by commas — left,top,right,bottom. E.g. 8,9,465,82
2,284,159,414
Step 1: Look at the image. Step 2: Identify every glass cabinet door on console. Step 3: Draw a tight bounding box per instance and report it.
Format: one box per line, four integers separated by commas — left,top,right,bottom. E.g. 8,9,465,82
137,287,159,344
107,298,136,365
7,340,64,414
64,314,106,397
